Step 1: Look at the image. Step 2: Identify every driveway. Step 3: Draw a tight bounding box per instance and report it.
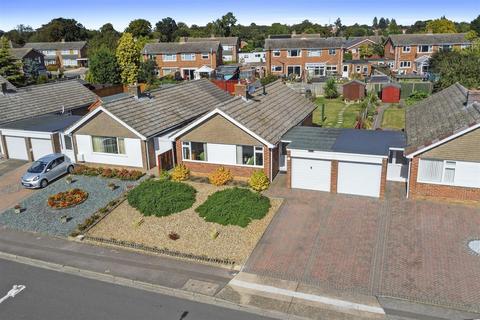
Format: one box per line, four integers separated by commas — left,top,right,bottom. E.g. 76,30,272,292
0,161,35,213
244,175,480,313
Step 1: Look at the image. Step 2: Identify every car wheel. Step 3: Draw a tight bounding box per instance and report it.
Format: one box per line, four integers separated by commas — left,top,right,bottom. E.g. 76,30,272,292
40,179,48,188
67,165,74,174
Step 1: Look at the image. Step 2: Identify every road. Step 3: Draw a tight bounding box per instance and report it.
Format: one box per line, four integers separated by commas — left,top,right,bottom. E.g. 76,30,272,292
0,259,274,320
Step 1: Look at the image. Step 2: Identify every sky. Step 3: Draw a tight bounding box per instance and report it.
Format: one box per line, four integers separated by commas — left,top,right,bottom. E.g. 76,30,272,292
0,0,479,31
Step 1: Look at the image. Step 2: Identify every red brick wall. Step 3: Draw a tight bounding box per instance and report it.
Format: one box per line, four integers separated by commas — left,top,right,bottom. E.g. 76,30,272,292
286,150,292,188
409,157,480,201
151,51,220,77
330,160,338,193
379,159,387,199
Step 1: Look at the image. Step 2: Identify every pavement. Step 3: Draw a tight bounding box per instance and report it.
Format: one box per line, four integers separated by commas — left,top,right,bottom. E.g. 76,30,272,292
0,258,275,320
0,160,35,213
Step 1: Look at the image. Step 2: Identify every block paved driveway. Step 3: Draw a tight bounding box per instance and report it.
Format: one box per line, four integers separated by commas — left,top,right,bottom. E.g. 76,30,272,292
244,178,480,313
0,160,35,213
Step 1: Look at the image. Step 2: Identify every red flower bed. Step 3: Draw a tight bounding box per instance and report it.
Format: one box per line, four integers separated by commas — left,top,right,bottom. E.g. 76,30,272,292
47,188,89,209
72,165,144,181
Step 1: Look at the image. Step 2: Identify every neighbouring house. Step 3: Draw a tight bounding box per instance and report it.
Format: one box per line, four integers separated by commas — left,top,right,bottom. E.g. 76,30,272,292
185,36,240,62
383,33,471,75
238,51,266,64
405,83,480,201
0,80,98,161
64,79,232,171
343,80,366,101
170,80,316,181
142,41,222,80
265,36,344,79
9,47,47,76
283,126,406,198
23,40,88,68
344,36,383,60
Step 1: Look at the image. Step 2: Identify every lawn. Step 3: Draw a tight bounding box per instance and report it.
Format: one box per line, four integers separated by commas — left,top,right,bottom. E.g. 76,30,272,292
381,106,405,130
87,181,282,265
313,96,362,128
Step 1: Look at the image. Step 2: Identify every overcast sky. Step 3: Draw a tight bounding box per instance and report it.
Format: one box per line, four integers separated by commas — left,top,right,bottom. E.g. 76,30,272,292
1,0,479,31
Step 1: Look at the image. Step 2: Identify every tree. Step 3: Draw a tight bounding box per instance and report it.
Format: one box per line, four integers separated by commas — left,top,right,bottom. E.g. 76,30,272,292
323,78,339,99
268,23,290,35
22,59,42,82
334,18,342,36
372,17,378,29
125,19,152,38
378,18,387,30
387,19,402,34
471,15,480,35
407,20,428,34
155,17,178,42
426,18,457,33
88,23,120,53
0,36,23,85
116,33,140,85
89,47,121,84
137,59,157,84
214,12,237,36
33,18,88,42
4,24,34,45
359,44,374,58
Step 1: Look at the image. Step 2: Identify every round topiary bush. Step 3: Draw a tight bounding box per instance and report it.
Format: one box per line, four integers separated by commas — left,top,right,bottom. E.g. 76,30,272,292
195,188,271,227
127,180,196,217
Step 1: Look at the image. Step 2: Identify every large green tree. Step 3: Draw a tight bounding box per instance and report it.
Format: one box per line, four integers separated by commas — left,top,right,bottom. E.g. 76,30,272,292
0,36,23,85
137,59,157,85
471,15,480,35
88,23,120,53
155,17,178,42
89,46,121,84
426,17,457,33
387,19,402,34
125,19,152,38
32,18,88,42
268,23,290,35
214,12,237,36
116,33,140,85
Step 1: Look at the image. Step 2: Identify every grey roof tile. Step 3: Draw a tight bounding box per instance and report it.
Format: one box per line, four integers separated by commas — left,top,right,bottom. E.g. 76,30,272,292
265,37,345,50
388,33,470,46
142,41,221,54
0,75,17,91
185,36,239,46
24,41,87,51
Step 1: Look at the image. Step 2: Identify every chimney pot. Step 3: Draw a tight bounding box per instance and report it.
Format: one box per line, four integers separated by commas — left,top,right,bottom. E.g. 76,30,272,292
467,90,480,106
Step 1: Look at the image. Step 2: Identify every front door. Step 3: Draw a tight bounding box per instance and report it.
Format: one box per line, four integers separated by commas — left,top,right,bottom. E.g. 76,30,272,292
182,69,196,80
342,65,349,78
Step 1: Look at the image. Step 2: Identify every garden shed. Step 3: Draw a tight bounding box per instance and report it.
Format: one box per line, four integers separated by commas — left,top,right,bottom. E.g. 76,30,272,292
343,80,366,101
382,83,401,103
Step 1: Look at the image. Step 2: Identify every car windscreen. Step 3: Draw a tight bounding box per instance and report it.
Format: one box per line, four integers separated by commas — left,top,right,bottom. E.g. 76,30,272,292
27,161,47,173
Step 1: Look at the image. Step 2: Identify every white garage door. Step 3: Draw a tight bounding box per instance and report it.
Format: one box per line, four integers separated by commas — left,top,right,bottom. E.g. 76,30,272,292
5,136,29,160
31,138,53,160
291,158,331,191
337,161,382,197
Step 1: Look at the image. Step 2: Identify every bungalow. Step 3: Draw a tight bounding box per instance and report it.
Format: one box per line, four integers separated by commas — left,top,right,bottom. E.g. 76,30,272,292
405,83,480,201
170,80,316,181
0,79,98,161
23,40,88,68
184,36,240,62
142,41,222,80
64,79,232,171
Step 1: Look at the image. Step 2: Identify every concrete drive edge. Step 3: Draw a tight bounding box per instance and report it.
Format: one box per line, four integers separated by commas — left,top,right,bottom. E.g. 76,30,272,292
0,251,309,320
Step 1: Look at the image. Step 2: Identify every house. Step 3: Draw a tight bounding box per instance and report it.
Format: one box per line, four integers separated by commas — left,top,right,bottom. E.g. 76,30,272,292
23,40,88,68
9,48,47,76
185,36,240,62
405,83,480,201
342,80,366,101
142,41,222,80
344,36,383,60
0,80,98,161
170,80,316,181
265,36,344,78
238,51,266,64
64,79,232,171
383,33,471,75
283,126,406,198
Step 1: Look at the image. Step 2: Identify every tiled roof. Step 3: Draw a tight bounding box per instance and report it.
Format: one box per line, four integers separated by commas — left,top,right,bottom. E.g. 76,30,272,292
344,36,383,48
9,48,42,59
264,37,345,50
216,80,317,145
0,75,17,92
405,83,480,154
0,80,98,126
24,41,87,51
102,79,232,138
142,41,221,54
185,36,239,46
388,33,470,46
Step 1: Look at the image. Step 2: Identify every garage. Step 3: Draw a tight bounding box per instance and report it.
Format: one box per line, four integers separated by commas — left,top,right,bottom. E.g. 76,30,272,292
337,161,382,197
4,136,28,160
31,138,53,160
291,158,331,191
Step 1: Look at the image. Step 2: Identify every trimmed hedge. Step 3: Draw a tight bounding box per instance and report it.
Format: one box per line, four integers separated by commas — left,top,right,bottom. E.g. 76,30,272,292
128,180,196,217
195,188,270,227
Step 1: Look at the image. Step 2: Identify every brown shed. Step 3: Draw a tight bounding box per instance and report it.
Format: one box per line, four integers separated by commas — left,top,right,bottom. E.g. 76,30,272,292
343,80,366,101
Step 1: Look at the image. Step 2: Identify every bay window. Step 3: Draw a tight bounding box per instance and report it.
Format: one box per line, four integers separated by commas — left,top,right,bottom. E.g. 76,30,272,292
92,136,125,154
236,145,263,166
182,141,206,161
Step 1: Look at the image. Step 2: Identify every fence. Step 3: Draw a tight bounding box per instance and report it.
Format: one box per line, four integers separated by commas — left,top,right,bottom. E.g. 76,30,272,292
210,80,238,94
286,82,343,97
92,83,147,97
366,81,433,99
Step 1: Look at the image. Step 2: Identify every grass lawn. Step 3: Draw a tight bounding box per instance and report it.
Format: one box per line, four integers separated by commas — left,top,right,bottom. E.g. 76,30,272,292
313,96,362,128
381,106,405,130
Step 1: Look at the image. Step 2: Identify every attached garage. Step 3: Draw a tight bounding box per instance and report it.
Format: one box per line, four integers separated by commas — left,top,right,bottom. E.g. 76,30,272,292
337,161,382,197
31,138,53,160
291,158,331,191
4,136,28,160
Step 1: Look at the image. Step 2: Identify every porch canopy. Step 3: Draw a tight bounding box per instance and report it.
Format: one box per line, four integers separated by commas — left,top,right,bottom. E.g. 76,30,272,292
194,65,214,80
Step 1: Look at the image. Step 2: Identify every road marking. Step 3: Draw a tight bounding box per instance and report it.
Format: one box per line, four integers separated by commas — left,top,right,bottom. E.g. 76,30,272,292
0,285,26,304
229,279,385,315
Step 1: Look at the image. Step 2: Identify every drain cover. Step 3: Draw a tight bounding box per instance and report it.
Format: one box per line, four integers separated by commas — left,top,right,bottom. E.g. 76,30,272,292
468,240,480,255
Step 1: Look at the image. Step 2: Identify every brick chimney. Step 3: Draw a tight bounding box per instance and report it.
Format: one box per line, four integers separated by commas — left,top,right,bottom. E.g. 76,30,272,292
467,90,480,105
126,84,142,98
234,83,247,98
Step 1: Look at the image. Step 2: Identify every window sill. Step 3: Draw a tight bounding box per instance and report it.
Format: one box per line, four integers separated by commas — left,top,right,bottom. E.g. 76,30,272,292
92,151,128,157
182,159,263,169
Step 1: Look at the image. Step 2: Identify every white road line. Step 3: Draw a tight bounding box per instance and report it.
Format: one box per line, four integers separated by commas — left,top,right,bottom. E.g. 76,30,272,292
229,279,385,315
0,285,26,304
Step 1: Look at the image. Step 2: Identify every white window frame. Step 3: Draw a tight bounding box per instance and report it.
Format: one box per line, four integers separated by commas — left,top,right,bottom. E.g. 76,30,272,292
461,44,471,50
417,45,433,53
273,50,281,57
163,54,176,62
439,45,452,52
399,61,411,68
271,65,282,72
418,159,457,185
287,65,302,76
91,136,126,155
236,145,264,167
181,53,196,61
402,46,411,53
201,53,209,59
287,49,301,58
182,141,207,161
356,65,361,73
328,48,336,55
307,49,321,57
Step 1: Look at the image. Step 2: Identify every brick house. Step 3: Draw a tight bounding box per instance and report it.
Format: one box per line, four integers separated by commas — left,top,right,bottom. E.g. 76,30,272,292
384,33,471,75
23,40,88,68
264,36,344,79
142,41,222,80
184,36,240,62
344,36,383,60
405,83,480,201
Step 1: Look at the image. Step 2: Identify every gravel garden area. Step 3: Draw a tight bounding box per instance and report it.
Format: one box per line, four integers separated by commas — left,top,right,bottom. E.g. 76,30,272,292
0,175,135,237
87,181,282,265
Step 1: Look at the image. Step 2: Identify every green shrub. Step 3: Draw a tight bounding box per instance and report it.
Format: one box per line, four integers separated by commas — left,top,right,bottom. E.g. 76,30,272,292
196,188,271,227
159,170,171,181
248,170,270,192
128,180,196,217
405,91,429,106
323,78,339,99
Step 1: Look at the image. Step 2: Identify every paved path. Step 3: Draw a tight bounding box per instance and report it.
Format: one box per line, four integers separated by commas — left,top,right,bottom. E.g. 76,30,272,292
0,162,35,213
373,104,389,129
335,104,349,127
0,258,274,320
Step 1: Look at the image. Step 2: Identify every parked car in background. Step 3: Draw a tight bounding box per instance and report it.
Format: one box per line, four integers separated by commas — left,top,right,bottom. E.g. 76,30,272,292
21,154,74,188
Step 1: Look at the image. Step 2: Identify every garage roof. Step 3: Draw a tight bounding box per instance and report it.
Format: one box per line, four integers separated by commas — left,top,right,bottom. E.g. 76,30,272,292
1,114,83,133
283,126,405,156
